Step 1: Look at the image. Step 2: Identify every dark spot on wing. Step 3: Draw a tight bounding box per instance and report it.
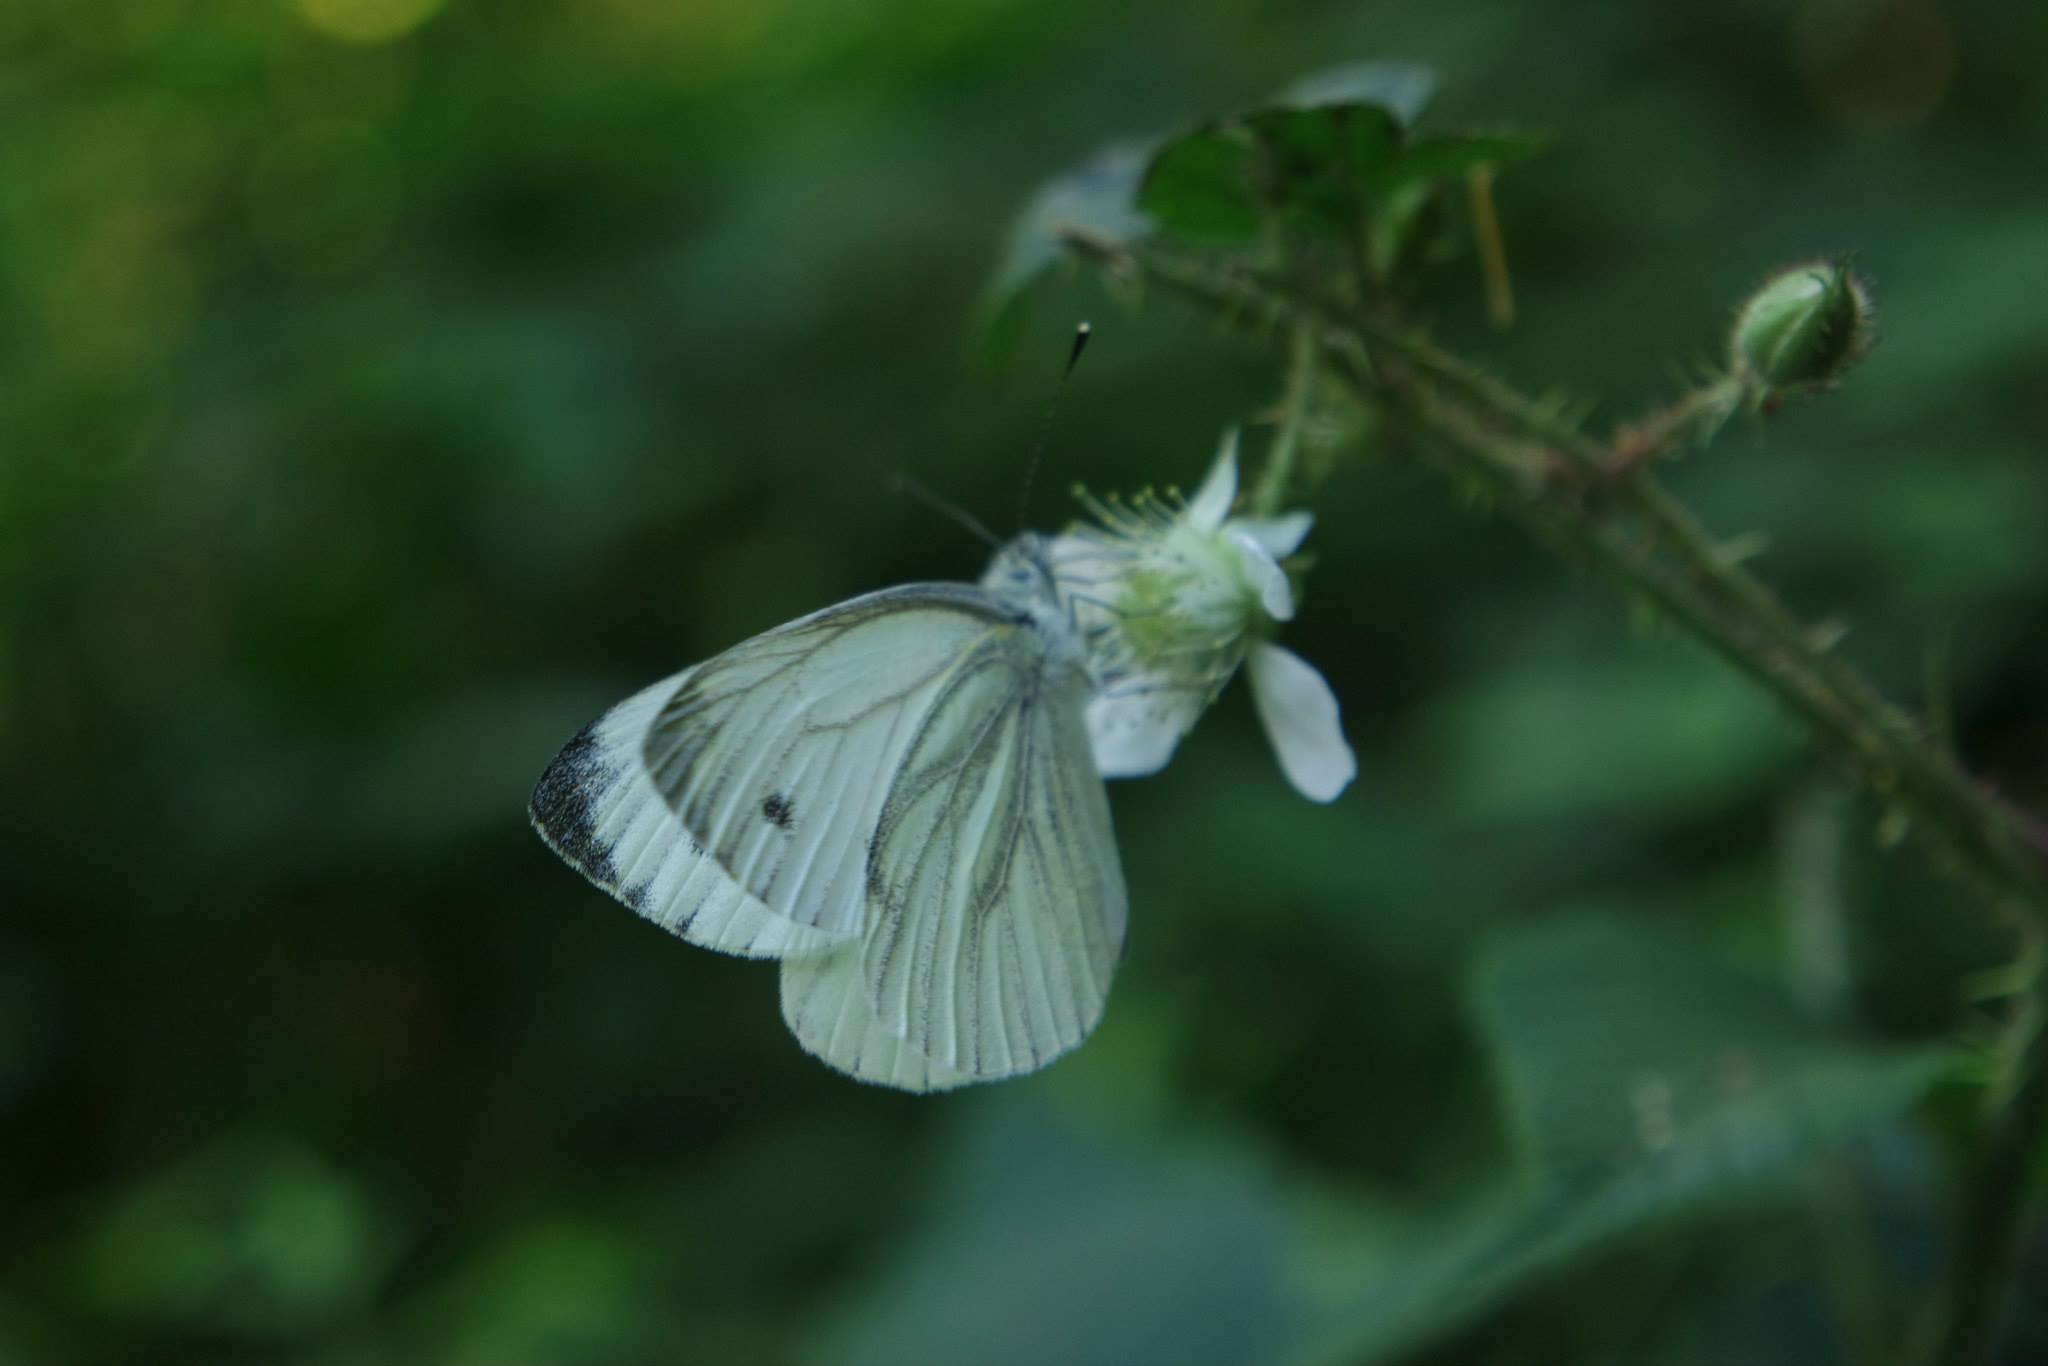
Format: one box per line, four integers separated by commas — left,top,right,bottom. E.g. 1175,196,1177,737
762,791,795,829
528,718,621,888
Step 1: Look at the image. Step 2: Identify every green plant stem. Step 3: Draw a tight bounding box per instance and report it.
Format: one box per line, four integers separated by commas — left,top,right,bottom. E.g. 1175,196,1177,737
1248,324,1318,517
1611,375,1744,471
1781,782,1894,1366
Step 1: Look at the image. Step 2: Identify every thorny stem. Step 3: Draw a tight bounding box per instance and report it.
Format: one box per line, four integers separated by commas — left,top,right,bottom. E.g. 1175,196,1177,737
1357,309,2048,927
1060,226,2048,919
1610,374,1745,473
1056,225,2048,1366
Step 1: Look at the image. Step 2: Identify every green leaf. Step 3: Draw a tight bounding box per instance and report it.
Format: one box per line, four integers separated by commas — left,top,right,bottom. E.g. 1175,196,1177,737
1384,131,1554,191
1288,917,1952,1365
1136,127,1262,245
1134,63,1548,270
1139,107,1407,248
1271,60,1438,126
813,1098,1297,1366
981,62,1498,320
812,920,1951,1366
1258,105,1407,243
977,140,1154,351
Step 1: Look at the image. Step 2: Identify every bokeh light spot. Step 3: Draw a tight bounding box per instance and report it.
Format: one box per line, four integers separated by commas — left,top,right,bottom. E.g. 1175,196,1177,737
296,0,445,45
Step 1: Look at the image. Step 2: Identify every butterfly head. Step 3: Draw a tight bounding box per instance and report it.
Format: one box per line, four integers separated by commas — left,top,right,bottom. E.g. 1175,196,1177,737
980,531,1062,604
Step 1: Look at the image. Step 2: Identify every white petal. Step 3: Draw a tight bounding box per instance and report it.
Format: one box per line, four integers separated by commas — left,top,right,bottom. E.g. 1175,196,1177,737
1229,510,1313,560
1043,531,1130,584
1085,686,1206,778
1248,642,1356,802
1227,528,1295,622
1185,430,1240,530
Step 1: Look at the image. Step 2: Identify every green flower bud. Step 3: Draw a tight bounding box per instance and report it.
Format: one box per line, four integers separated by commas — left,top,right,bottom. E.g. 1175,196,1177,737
1729,259,1876,406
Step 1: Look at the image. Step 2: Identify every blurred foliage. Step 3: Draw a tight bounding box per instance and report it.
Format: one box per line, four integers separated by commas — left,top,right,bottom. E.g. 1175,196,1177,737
994,58,1548,305
817,918,1948,1366
6,1,2048,1364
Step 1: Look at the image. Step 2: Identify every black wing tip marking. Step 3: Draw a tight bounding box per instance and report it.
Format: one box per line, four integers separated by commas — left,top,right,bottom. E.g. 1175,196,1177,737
762,792,795,829
528,718,623,890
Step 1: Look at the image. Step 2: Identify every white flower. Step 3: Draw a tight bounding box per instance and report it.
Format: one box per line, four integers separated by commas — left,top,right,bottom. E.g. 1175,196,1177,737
1040,431,1356,802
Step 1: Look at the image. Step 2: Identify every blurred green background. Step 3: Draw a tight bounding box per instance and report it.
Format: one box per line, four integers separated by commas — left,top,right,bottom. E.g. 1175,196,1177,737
6,1,2048,1363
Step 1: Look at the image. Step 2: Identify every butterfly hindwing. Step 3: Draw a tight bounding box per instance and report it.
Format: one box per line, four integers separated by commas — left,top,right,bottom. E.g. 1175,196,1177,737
779,944,976,1093
861,650,1127,1078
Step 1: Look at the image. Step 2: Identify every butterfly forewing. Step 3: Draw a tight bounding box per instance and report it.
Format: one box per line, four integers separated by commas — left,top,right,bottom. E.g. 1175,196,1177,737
528,670,843,958
644,585,1036,938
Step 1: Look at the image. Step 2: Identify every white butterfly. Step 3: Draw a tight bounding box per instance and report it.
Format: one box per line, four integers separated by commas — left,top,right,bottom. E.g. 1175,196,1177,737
531,436,1353,1091
531,537,1126,1091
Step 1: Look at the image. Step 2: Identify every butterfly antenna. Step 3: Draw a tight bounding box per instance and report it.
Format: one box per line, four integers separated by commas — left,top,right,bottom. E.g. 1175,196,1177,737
1017,321,1093,530
889,473,1003,550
